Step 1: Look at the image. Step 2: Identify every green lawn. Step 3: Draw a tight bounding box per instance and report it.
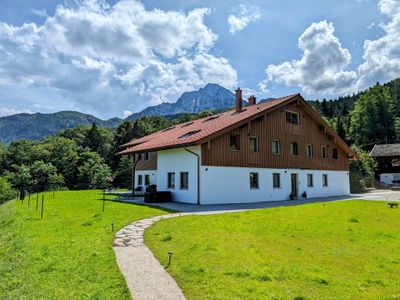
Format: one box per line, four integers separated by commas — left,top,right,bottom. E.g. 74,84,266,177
0,190,168,299
146,200,400,300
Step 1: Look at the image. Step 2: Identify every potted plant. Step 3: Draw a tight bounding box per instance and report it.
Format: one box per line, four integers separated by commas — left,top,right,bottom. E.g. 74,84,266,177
301,191,307,199
289,193,295,200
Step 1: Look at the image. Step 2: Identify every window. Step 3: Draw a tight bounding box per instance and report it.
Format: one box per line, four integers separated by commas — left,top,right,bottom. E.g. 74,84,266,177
179,130,201,139
286,111,299,124
273,173,281,188
202,115,220,123
137,175,143,185
306,144,314,158
145,175,150,186
290,142,299,156
249,136,259,152
180,172,189,189
137,153,142,161
143,152,149,161
272,140,280,155
307,174,313,187
250,172,259,189
322,174,328,187
321,146,328,158
167,172,175,189
230,134,240,151
333,148,338,159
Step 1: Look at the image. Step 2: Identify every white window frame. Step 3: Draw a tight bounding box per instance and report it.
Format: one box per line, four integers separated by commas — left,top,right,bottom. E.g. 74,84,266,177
322,174,328,187
306,144,314,158
249,136,259,152
272,139,281,155
307,174,313,187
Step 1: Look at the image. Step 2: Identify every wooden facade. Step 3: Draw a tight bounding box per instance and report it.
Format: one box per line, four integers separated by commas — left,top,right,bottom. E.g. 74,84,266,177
201,102,349,171
136,151,157,170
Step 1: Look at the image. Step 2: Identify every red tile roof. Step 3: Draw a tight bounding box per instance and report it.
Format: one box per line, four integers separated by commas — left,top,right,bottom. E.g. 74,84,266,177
117,93,355,158
117,94,299,155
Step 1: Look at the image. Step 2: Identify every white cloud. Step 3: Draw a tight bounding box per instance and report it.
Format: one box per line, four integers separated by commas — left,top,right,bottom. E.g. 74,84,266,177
0,0,237,118
228,4,261,34
123,110,133,118
265,21,357,95
357,0,400,88
261,0,400,95
0,107,33,117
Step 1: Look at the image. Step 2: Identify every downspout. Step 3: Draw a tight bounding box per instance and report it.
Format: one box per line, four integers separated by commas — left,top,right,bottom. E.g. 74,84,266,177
184,146,200,205
131,154,139,197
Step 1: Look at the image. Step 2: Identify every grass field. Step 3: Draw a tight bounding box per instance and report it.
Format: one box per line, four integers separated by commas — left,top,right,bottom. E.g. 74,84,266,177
0,190,168,299
146,200,400,300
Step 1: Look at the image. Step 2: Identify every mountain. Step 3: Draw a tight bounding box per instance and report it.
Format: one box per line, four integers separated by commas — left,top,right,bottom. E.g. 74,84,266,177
0,111,121,144
126,83,236,120
0,83,239,143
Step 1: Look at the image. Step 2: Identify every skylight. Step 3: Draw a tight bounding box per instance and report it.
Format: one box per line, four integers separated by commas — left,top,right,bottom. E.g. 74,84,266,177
178,129,201,139
202,115,220,123
162,126,176,132
181,122,194,128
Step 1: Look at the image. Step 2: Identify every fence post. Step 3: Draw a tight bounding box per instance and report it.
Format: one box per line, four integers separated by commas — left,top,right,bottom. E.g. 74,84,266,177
28,193,31,208
102,191,105,212
41,195,44,220
36,194,39,211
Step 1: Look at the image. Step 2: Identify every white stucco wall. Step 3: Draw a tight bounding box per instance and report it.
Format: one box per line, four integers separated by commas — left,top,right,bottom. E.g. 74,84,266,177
156,146,200,204
380,173,400,185
200,166,350,204
135,170,157,191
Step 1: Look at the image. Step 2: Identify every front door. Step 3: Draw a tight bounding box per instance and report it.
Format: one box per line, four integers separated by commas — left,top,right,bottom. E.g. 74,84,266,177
291,174,298,199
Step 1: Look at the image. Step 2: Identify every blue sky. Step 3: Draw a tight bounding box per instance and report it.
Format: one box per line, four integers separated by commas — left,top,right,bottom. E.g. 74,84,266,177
0,0,398,119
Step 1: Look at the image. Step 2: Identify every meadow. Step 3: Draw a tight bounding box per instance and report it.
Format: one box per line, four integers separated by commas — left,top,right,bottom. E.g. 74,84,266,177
146,200,400,300
0,190,167,299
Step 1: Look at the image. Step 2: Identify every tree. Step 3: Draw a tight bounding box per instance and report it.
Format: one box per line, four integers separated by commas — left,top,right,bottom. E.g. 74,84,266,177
0,144,6,175
0,177,17,204
395,118,400,142
29,161,60,191
78,151,111,189
348,84,395,146
83,123,103,153
349,146,376,192
4,140,47,169
5,164,32,195
113,155,132,188
43,136,79,187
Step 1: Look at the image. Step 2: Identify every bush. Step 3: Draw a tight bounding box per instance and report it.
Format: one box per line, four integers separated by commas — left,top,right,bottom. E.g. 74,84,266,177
350,172,366,193
0,177,17,204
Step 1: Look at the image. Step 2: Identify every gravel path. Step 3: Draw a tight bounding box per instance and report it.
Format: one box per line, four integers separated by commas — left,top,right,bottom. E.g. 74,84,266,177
113,213,189,300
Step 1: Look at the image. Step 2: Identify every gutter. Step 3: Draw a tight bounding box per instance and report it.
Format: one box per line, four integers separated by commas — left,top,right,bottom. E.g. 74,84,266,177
184,146,200,205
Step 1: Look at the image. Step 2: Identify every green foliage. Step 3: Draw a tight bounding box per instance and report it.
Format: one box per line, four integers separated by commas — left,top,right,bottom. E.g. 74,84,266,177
0,190,168,298
349,146,376,192
395,117,400,142
113,155,132,188
29,161,61,191
147,201,400,299
42,136,79,186
349,84,395,146
5,164,32,192
0,177,17,204
78,151,111,189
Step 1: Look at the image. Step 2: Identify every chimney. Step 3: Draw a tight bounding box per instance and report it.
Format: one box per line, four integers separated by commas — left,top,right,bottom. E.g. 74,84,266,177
248,95,256,106
235,88,242,112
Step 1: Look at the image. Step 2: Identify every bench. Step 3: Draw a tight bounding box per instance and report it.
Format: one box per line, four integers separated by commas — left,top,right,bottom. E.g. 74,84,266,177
388,202,399,208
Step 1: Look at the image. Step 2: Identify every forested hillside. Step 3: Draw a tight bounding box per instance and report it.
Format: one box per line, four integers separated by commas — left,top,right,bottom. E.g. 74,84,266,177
310,78,400,149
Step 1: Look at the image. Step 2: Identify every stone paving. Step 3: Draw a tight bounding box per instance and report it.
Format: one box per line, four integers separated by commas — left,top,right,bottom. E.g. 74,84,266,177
113,212,190,300
113,213,187,247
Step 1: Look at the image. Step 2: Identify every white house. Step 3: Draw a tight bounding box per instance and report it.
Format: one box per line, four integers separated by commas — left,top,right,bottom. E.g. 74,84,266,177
118,90,355,204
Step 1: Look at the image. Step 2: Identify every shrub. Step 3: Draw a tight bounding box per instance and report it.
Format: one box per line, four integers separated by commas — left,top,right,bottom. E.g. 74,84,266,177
0,177,17,204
